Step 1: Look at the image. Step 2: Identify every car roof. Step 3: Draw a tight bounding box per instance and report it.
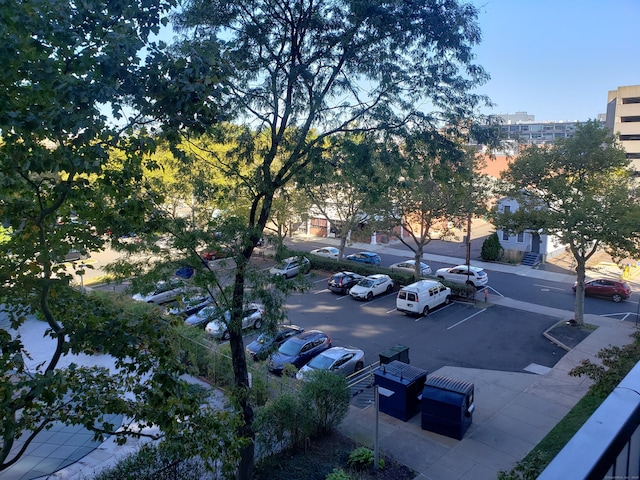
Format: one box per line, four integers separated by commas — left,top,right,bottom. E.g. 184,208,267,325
452,265,483,271
287,329,326,343
335,271,359,276
317,346,360,360
367,274,389,280
359,251,378,256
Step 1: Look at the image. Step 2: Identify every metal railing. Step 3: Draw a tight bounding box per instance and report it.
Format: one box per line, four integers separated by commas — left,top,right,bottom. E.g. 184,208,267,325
538,362,640,479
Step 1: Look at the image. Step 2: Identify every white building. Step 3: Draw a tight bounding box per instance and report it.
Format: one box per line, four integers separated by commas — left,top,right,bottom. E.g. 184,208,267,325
496,197,565,265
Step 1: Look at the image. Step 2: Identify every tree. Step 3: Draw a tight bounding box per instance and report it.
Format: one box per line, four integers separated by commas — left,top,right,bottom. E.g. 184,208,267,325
494,120,640,325
0,0,240,472
373,132,486,279
303,134,385,259
169,1,491,477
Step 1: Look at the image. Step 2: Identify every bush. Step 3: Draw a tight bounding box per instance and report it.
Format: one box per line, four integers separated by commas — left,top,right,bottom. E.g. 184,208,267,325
325,467,353,480
300,370,350,435
347,446,385,471
90,442,214,480
481,232,503,261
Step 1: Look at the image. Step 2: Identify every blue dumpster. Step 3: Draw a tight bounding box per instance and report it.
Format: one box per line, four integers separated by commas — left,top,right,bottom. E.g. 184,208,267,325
421,375,474,440
374,360,427,421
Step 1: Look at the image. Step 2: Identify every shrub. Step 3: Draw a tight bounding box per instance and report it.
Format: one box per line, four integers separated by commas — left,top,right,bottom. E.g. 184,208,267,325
481,232,503,261
347,446,385,471
90,442,214,480
300,370,350,435
325,467,353,480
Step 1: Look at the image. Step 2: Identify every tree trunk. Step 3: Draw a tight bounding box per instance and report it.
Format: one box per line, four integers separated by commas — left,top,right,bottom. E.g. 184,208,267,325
573,257,587,325
230,257,254,480
413,248,423,279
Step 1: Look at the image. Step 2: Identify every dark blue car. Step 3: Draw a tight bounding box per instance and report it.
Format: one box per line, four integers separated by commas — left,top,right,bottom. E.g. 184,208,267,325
345,251,381,265
267,330,332,375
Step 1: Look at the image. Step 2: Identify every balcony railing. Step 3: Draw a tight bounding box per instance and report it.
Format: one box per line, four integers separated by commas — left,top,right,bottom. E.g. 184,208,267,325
538,362,640,479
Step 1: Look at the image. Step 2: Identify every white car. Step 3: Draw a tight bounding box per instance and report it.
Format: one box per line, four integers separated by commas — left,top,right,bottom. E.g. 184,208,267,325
132,280,185,304
309,247,340,259
204,303,265,340
296,346,365,380
349,274,394,301
435,265,488,288
389,260,432,276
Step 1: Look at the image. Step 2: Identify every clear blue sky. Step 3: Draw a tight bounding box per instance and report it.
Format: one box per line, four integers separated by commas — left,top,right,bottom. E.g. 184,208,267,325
471,0,640,122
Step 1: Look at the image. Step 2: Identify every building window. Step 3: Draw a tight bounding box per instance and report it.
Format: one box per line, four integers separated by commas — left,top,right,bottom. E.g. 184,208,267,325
502,231,509,241
517,232,524,242
622,97,640,104
620,134,640,141
621,116,640,123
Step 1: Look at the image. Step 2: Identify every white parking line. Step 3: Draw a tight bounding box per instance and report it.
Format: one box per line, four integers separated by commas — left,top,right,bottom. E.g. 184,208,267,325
447,308,487,330
314,289,330,294
534,284,566,291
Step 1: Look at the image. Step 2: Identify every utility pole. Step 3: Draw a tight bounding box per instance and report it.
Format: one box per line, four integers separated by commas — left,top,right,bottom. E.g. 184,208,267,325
465,213,472,283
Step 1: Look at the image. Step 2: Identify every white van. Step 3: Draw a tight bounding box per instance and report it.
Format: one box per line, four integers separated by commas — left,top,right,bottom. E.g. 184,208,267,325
396,280,451,317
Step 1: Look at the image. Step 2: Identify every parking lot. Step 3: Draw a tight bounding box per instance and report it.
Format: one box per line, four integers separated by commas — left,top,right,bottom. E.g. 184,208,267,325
245,272,569,377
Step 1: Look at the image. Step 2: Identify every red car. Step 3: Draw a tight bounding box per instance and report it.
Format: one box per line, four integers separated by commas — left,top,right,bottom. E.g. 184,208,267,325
572,279,631,303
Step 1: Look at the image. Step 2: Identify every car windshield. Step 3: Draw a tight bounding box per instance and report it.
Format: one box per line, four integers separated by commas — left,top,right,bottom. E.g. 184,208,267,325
255,333,272,345
198,306,216,318
308,354,334,370
278,340,303,356
358,279,374,287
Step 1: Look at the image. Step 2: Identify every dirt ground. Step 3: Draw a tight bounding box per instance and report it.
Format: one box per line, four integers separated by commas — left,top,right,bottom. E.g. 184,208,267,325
253,431,416,480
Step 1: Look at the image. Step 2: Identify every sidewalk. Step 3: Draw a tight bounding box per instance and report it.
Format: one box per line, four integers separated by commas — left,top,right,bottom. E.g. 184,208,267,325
338,305,636,480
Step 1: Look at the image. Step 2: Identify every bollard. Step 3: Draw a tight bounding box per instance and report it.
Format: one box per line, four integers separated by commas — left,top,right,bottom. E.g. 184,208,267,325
484,288,488,302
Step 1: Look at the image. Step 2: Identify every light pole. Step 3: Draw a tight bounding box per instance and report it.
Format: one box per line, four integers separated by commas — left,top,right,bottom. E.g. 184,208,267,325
465,212,472,284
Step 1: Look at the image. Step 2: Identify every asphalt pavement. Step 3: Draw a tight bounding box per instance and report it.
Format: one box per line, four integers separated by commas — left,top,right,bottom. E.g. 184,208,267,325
7,232,640,480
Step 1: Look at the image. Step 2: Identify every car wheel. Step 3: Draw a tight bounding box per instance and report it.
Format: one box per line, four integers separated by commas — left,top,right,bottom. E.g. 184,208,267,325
422,305,429,317
386,284,393,293
366,292,373,301
466,280,475,287
612,294,623,303
444,295,451,305
254,318,262,329
354,361,364,372
222,330,230,341
437,275,445,281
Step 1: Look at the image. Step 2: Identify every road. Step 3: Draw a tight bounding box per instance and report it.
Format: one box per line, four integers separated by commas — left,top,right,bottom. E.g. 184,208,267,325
84,235,639,379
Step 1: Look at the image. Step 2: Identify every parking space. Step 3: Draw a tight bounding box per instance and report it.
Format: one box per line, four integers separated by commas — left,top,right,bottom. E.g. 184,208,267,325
281,273,568,376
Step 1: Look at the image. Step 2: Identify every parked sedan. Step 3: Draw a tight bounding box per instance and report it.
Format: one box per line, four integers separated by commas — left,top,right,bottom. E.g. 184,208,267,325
327,271,364,294
573,279,631,303
349,274,394,301
204,303,265,339
246,324,305,361
296,346,365,380
310,247,340,259
132,279,185,304
269,256,311,278
345,251,381,265
166,293,212,318
389,260,432,276
435,265,488,288
267,330,332,375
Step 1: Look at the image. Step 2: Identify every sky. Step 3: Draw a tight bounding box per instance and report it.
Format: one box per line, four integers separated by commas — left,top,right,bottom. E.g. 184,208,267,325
470,0,640,122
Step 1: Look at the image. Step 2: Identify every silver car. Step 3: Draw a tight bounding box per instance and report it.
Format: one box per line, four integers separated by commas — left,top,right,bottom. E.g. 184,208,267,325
389,260,432,276
269,256,311,278
132,280,185,304
296,346,365,380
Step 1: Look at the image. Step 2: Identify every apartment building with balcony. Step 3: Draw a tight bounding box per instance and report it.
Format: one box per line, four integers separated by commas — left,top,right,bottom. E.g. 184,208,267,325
606,84,640,173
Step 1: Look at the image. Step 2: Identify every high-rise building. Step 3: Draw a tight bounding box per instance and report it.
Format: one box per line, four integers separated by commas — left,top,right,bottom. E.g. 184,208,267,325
606,85,640,172
488,112,589,146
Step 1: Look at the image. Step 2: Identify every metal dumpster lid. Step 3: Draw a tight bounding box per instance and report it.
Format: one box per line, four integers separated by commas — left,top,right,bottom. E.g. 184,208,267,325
424,374,474,394
376,360,426,382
